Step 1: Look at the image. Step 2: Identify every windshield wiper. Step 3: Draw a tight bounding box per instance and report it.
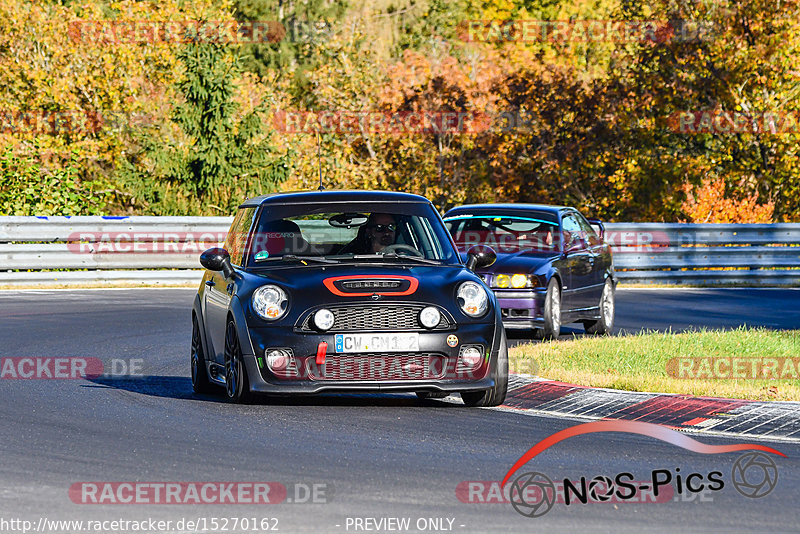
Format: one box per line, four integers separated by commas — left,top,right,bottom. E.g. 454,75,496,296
350,253,441,265
255,254,339,264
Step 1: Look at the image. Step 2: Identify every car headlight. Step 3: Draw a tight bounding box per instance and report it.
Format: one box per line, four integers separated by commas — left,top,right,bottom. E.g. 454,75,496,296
494,273,530,288
460,346,483,368
419,306,442,329
510,274,529,288
457,281,489,317
313,308,335,331
252,285,288,321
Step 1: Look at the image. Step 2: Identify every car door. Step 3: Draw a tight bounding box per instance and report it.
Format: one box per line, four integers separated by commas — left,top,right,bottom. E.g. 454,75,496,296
560,213,593,311
204,207,256,364
575,211,605,307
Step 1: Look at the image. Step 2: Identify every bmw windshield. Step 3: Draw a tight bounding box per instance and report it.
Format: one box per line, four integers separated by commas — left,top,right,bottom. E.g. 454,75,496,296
243,202,460,267
444,213,561,253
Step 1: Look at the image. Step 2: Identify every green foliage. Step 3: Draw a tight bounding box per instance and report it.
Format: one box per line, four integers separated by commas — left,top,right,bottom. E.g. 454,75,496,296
233,0,348,104
611,0,800,220
0,147,107,215
510,327,800,400
119,41,291,215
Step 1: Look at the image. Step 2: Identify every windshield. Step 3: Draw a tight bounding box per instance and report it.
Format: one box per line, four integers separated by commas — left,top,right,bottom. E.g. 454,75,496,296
243,202,459,266
444,213,561,253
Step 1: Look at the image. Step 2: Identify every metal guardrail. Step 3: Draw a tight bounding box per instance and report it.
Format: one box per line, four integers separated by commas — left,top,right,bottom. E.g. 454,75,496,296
0,216,232,286
605,223,800,285
0,217,798,286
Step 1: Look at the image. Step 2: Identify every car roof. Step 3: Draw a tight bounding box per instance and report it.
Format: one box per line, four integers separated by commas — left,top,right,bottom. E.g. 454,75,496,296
240,190,432,208
443,203,570,216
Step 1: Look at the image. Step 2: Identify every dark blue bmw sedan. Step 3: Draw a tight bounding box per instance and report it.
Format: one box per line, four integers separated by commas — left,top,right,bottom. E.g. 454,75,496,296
443,204,616,339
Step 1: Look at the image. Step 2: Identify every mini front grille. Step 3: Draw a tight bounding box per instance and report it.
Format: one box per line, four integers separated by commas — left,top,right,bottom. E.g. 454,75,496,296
300,304,450,332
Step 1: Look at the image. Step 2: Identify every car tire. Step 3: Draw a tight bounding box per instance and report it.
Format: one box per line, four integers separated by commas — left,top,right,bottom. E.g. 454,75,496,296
584,279,615,335
461,329,508,407
416,392,450,400
191,316,214,394
224,320,254,404
541,278,561,339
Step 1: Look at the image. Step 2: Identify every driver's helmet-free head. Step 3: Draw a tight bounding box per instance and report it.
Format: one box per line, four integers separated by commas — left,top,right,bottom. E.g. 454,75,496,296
364,213,397,253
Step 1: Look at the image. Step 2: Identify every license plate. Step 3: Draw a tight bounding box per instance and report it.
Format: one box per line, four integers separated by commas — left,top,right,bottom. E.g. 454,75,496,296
334,333,419,353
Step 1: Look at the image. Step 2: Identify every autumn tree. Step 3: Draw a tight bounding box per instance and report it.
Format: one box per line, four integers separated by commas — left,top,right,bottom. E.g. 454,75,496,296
681,177,774,223
612,0,800,221
0,0,231,215
120,40,290,215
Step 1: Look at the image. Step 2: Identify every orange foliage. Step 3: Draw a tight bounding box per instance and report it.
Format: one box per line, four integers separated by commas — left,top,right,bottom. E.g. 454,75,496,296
681,178,774,223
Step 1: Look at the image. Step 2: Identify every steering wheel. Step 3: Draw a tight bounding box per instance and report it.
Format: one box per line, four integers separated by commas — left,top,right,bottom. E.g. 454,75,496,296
383,244,423,257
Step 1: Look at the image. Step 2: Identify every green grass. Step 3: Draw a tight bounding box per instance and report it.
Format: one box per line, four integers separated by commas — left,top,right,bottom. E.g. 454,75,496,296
508,327,800,401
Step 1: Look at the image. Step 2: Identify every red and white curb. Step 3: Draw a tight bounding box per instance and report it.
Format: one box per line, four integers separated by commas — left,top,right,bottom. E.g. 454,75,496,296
495,375,800,443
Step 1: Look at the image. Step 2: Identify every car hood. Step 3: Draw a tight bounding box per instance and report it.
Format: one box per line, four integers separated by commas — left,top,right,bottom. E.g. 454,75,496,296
240,262,484,311
460,250,559,274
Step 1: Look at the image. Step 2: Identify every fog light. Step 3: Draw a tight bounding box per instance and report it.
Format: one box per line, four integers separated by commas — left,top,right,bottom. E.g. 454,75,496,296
460,346,482,368
419,306,441,329
313,308,335,331
266,349,290,371
511,274,528,288
495,274,510,288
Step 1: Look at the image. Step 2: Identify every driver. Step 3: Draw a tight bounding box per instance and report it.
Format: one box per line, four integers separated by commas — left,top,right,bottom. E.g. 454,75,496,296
364,213,397,253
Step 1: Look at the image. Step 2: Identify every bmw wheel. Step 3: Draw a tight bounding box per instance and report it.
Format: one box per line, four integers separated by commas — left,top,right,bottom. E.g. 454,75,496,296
584,279,615,335
224,320,253,404
540,278,561,339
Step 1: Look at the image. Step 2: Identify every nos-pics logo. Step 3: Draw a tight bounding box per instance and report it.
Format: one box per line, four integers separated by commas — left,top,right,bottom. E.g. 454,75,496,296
503,421,782,518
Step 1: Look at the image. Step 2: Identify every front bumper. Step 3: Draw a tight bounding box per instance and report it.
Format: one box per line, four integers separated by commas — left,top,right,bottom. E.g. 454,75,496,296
241,322,500,394
493,288,546,330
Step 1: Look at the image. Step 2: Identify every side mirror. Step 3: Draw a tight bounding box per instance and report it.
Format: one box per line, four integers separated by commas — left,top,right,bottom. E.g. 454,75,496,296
466,245,497,271
200,247,234,278
586,217,605,239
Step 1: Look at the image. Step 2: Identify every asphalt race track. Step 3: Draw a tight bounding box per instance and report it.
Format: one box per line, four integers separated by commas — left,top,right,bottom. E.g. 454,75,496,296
0,288,798,533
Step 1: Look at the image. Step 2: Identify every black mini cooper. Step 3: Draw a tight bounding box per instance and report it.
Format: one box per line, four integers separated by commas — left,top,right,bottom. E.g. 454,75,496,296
192,190,507,406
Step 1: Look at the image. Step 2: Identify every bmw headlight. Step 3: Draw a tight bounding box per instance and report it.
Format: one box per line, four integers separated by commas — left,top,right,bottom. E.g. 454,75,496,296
510,274,529,288
494,273,530,289
457,281,489,317
252,285,289,321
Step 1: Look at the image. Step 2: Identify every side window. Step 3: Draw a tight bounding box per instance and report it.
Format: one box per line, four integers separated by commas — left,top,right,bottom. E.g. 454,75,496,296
575,213,600,247
561,214,583,249
223,207,257,266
